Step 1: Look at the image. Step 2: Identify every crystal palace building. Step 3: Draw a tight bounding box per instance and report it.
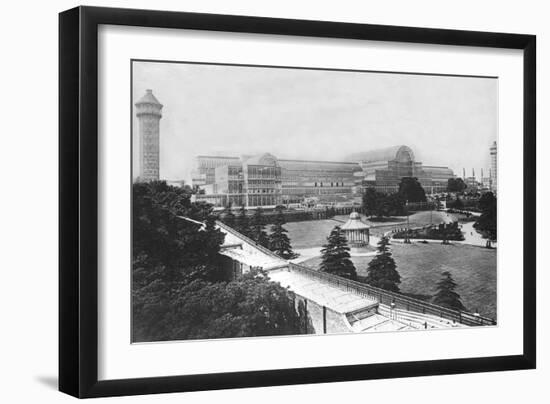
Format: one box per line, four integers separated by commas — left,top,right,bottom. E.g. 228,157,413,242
192,145,455,208
133,91,455,208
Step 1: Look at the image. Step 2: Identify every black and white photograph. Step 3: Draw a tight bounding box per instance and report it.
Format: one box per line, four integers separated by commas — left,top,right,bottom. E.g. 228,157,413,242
131,60,498,343
1,0,542,401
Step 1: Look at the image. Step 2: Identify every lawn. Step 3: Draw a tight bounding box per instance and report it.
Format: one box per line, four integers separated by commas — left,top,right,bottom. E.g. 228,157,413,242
285,214,497,320
284,211,454,248
300,243,497,320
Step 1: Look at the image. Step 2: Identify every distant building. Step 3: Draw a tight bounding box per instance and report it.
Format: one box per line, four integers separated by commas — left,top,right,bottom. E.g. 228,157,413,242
191,155,241,187
192,146,455,207
193,154,361,208
421,166,456,194
193,153,282,208
278,159,361,203
490,141,497,194
133,94,457,201
135,90,163,182
345,145,455,194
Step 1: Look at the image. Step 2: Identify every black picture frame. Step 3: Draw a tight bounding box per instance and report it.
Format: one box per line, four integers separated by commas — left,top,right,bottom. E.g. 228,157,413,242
59,5,536,398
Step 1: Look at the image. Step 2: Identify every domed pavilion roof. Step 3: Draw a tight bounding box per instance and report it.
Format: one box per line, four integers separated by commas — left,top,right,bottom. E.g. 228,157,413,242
341,212,369,231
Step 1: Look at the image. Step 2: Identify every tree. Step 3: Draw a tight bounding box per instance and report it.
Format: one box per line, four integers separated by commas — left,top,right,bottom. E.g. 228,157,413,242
222,202,236,228
398,177,427,202
235,205,251,237
132,183,305,342
362,187,378,217
364,236,401,292
474,192,497,248
363,188,405,219
268,207,298,259
452,195,464,210
432,271,467,311
386,193,406,216
134,270,304,342
447,177,467,193
132,181,227,340
250,207,269,248
375,194,392,218
319,226,357,280
132,181,223,280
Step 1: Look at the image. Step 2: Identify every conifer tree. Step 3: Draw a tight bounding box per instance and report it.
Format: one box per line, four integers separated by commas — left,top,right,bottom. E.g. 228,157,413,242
365,236,401,292
235,205,252,237
250,207,269,248
432,271,467,311
268,207,298,259
222,202,236,228
319,226,357,280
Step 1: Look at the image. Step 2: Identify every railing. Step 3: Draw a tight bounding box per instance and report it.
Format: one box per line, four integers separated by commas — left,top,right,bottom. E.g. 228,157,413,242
215,220,285,261
288,263,496,327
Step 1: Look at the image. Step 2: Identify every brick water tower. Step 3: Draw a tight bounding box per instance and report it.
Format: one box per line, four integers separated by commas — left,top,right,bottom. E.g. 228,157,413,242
136,89,163,182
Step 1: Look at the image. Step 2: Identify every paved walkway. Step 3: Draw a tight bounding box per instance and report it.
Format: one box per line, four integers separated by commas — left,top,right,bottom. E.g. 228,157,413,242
457,221,497,248
389,215,496,249
292,210,495,263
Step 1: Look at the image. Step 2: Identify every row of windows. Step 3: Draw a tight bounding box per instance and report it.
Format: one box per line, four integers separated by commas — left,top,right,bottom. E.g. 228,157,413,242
282,188,352,195
247,189,279,194
197,159,239,169
247,179,281,186
247,195,281,207
246,166,281,177
313,182,345,187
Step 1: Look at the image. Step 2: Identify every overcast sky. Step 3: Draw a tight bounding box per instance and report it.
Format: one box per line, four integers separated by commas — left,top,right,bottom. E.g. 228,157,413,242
132,61,497,182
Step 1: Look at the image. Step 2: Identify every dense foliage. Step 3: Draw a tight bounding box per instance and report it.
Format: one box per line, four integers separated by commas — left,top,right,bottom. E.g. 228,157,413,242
448,195,464,210
392,222,464,242
132,181,303,342
432,271,467,311
363,236,401,292
362,187,406,218
319,226,357,280
132,181,224,284
474,192,497,248
398,177,427,203
447,177,468,193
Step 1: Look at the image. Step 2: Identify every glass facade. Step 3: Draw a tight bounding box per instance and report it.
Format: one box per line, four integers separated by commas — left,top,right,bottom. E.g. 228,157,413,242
192,146,456,207
243,159,282,207
351,145,455,194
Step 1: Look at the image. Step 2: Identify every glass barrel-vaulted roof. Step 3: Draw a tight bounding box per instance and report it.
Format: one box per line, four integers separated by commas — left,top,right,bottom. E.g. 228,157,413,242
345,145,415,164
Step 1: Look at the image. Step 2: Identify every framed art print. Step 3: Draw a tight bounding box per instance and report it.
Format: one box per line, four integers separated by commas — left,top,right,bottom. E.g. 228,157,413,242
59,6,536,398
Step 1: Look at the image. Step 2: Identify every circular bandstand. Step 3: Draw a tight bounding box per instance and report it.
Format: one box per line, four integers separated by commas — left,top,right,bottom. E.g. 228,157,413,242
341,211,370,247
